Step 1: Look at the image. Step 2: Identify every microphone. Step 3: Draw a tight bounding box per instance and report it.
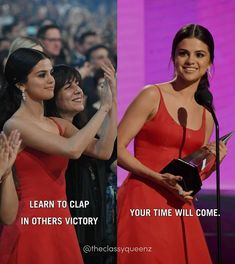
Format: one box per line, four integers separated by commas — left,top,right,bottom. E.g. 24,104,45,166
195,88,222,263
194,89,213,112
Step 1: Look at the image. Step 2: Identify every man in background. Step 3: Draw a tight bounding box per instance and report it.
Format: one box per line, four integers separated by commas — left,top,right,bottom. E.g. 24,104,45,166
72,31,101,67
37,24,65,64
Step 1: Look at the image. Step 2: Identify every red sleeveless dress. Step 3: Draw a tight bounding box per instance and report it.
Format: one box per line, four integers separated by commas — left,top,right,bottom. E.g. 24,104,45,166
0,118,84,264
117,87,212,264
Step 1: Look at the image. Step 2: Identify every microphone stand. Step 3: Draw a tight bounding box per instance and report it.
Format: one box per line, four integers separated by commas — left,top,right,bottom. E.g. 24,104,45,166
209,107,222,264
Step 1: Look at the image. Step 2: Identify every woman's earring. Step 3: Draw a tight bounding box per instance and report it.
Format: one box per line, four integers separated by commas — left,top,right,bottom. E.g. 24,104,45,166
207,68,212,78
22,89,26,101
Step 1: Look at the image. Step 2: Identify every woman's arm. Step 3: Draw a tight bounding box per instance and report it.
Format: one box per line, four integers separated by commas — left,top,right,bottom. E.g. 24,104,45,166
84,61,117,159
0,171,18,224
203,110,214,146
4,103,111,159
84,98,116,160
0,132,9,179
118,86,160,179
118,86,193,203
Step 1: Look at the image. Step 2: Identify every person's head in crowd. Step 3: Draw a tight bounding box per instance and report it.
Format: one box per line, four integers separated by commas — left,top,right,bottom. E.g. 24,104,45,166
8,37,43,57
2,21,26,41
0,38,11,51
74,31,100,56
0,48,52,129
45,65,84,121
2,24,16,41
86,44,110,70
37,24,62,57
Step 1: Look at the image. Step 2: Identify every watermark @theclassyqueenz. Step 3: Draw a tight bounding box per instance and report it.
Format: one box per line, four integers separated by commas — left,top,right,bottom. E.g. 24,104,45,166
82,245,152,254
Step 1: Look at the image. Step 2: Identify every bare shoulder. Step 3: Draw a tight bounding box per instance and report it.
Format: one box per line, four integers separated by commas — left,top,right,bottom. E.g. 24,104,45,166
47,116,78,137
154,82,174,94
140,82,172,105
48,116,70,128
138,84,161,103
128,84,160,113
3,116,25,134
124,84,162,120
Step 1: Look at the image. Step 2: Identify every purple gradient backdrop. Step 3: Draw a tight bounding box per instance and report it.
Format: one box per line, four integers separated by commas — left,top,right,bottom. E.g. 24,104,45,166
118,0,235,189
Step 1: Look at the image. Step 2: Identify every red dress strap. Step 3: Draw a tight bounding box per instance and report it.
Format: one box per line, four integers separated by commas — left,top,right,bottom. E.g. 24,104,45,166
48,117,64,136
153,84,164,107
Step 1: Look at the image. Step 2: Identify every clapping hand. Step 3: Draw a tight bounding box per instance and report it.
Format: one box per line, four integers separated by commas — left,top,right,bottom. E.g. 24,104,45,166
0,132,10,180
0,130,21,182
100,59,116,98
99,77,113,113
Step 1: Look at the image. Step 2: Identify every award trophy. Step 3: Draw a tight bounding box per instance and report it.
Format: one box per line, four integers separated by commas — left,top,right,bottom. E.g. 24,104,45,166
161,131,233,196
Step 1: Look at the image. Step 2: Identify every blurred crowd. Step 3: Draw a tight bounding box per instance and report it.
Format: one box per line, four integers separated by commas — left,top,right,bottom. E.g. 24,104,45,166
0,0,116,78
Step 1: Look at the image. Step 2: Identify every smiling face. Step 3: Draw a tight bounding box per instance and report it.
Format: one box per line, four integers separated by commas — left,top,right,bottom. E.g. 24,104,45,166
174,37,211,83
21,58,55,101
56,79,84,116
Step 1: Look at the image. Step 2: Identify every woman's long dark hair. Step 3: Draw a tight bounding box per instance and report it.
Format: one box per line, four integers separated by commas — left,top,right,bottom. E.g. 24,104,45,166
171,24,214,101
0,48,49,129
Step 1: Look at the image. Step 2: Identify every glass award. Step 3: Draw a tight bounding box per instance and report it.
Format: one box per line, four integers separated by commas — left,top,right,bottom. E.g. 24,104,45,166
160,131,233,196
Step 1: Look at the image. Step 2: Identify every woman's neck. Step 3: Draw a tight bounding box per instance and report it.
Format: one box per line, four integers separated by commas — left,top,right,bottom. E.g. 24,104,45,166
19,98,45,120
171,76,200,99
59,111,76,122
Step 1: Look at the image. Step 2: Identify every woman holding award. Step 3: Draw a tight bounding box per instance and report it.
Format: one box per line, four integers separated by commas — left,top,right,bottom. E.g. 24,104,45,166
117,24,227,263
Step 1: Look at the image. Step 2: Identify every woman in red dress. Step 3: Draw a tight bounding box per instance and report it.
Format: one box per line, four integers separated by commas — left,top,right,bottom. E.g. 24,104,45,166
0,48,113,264
117,24,227,263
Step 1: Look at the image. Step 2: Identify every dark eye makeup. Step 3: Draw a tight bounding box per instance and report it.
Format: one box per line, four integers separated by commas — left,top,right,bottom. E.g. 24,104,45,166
177,49,207,58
